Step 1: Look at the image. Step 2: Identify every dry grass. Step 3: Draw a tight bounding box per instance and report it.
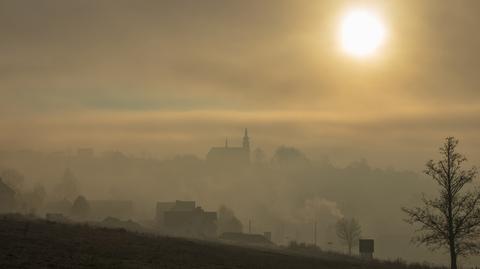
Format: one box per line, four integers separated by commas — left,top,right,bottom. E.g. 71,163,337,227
0,214,445,269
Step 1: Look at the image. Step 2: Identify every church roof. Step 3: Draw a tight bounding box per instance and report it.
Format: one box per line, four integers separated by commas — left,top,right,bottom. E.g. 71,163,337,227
209,146,245,152
207,147,248,159
206,129,251,166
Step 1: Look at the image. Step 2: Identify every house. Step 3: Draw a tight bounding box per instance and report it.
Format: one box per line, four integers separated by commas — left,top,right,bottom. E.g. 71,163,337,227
0,177,15,213
156,200,196,223
156,200,217,238
156,202,175,223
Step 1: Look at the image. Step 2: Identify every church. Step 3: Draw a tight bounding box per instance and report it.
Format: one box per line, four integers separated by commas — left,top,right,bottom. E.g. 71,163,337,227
206,129,250,167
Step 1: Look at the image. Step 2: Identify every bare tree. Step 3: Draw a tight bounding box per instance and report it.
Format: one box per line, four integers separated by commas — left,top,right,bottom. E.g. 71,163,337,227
402,137,479,269
335,217,361,255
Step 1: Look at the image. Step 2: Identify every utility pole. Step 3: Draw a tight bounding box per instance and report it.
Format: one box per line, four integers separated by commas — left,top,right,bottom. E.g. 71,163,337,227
281,223,284,245
314,221,317,247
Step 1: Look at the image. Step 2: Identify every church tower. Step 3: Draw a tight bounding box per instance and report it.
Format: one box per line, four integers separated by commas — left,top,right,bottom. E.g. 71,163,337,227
242,128,250,151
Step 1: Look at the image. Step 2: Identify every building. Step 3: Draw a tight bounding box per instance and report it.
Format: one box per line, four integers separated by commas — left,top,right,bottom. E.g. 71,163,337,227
156,200,217,238
206,128,251,168
156,202,176,223
156,200,195,223
46,213,70,223
359,239,374,259
45,199,73,216
0,177,15,213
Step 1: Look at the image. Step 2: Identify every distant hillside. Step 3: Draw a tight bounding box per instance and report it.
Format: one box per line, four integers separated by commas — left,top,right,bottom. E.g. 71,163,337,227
0,215,441,269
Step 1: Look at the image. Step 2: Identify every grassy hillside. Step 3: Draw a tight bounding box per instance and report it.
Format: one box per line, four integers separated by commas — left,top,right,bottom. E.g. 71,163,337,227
0,215,441,269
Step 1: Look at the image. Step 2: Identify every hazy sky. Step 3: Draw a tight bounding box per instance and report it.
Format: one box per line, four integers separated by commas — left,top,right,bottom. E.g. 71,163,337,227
1,0,479,169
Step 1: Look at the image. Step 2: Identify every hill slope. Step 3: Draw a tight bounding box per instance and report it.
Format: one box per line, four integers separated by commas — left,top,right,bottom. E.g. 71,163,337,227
0,216,438,269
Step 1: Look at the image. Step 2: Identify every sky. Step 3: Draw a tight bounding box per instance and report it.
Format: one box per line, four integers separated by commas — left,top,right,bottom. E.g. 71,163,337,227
1,0,479,169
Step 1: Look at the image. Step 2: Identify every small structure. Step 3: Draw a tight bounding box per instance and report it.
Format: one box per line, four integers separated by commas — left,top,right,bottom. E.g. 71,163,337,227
45,199,73,216
0,177,15,213
89,200,134,221
156,202,176,224
99,217,143,232
359,239,374,259
219,232,273,246
156,200,217,238
46,213,69,223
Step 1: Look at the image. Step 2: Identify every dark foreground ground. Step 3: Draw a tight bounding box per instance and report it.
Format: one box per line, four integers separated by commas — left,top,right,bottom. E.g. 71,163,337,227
0,215,442,269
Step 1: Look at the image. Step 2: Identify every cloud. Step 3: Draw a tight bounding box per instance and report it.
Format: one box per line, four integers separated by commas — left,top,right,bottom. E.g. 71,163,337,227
0,105,478,169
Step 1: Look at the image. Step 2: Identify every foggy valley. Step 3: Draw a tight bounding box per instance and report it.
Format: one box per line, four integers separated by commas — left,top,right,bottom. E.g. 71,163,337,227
1,1,480,268
1,131,476,267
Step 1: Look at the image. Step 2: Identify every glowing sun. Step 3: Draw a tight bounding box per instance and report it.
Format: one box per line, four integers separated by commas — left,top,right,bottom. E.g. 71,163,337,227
340,9,386,57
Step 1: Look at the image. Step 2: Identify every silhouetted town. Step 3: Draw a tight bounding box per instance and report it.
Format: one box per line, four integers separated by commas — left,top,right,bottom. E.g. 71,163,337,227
0,130,279,248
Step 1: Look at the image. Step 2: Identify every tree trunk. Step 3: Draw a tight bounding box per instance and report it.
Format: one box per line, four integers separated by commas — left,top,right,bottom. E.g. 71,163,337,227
348,244,352,255
449,245,457,269
446,143,457,269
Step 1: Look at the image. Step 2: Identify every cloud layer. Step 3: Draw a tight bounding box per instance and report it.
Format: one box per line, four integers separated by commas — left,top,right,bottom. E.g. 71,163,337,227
0,0,479,168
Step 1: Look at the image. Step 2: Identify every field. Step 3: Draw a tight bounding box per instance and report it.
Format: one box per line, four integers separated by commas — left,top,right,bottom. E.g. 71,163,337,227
0,215,442,269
